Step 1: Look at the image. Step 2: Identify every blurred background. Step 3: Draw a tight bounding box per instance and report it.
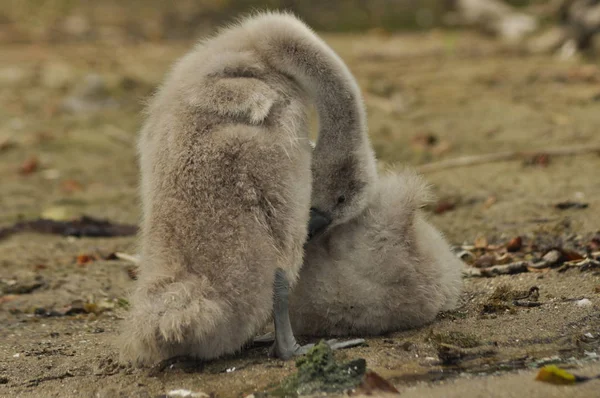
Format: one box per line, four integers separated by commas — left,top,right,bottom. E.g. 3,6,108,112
1,0,599,237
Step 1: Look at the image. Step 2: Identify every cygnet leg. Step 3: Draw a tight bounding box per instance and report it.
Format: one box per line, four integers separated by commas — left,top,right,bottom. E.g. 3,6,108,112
271,268,313,359
270,268,365,359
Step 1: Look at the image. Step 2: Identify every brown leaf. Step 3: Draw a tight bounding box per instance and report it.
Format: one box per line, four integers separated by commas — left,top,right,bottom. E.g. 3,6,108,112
33,264,48,270
506,236,523,252
76,254,95,266
354,371,400,395
19,156,39,175
561,249,584,262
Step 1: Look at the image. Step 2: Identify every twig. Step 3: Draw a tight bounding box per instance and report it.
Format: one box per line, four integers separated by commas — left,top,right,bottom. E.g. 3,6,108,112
465,261,530,277
416,144,600,173
513,300,544,307
561,258,600,272
114,252,140,265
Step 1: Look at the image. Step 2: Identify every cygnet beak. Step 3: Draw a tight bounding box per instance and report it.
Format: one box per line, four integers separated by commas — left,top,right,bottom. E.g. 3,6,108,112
307,207,331,241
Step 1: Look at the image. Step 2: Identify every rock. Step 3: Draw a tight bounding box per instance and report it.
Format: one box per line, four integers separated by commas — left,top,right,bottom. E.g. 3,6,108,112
576,298,592,307
542,250,562,266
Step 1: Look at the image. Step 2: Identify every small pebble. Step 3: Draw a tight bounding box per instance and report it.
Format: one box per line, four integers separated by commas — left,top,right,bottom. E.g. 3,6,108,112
576,298,592,307
542,250,561,265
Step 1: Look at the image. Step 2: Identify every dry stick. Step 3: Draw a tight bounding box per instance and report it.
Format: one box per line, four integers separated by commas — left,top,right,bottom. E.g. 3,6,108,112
114,252,140,264
463,261,531,278
416,144,600,173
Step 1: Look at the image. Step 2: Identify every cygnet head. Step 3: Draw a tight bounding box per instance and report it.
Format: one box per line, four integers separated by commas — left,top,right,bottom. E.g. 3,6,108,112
307,143,377,240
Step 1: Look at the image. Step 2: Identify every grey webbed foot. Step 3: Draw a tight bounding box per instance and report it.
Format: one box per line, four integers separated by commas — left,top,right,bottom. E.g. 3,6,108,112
269,341,315,360
270,268,366,360
324,338,366,350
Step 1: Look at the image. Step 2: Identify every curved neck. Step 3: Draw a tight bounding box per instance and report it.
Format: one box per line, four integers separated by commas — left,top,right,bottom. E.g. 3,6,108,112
248,13,372,161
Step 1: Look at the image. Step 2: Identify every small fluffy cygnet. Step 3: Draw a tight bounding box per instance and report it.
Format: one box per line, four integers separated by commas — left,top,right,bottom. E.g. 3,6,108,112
290,169,463,336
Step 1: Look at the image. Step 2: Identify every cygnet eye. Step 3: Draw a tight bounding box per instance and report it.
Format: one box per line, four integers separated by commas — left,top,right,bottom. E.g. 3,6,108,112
337,195,346,204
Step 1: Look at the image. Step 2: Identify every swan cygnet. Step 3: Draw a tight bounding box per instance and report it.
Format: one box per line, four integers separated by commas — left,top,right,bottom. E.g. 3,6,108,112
290,161,464,336
119,11,370,366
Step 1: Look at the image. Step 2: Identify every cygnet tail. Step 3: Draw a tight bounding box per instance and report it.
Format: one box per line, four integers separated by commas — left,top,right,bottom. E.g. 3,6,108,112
119,276,230,366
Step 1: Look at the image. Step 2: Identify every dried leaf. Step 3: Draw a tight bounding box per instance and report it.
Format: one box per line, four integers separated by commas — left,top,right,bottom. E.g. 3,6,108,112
19,156,39,175
76,254,95,266
561,249,585,262
506,236,523,252
535,365,578,385
354,371,400,395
